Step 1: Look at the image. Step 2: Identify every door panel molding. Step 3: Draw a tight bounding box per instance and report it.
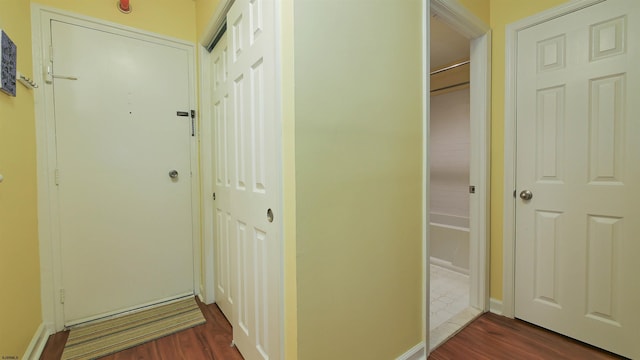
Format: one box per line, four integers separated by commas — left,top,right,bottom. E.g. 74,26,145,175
31,4,200,332
503,0,612,320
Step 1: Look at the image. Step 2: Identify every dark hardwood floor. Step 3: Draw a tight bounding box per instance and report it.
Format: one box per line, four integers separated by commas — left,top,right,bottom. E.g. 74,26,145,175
39,298,244,360
429,312,626,360
41,304,625,359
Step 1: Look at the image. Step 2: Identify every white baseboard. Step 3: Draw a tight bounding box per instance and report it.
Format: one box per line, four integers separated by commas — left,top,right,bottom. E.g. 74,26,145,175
489,298,503,315
396,342,426,360
22,323,50,360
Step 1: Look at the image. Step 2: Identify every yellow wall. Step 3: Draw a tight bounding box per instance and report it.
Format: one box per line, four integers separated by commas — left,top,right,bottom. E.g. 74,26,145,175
294,1,423,359
195,0,220,41
33,0,197,42
457,0,490,24
0,2,42,357
487,0,569,300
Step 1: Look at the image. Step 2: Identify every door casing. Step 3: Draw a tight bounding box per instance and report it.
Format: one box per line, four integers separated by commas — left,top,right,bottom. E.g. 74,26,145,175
502,0,607,318
31,4,201,332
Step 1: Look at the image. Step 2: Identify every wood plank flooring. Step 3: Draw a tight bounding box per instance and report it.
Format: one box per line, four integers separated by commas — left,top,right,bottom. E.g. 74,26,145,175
39,298,244,360
429,312,626,360
41,304,625,359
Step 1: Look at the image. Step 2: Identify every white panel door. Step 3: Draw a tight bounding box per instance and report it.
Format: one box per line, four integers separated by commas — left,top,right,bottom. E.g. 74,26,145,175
51,20,195,325
515,1,640,358
225,0,281,359
210,33,235,319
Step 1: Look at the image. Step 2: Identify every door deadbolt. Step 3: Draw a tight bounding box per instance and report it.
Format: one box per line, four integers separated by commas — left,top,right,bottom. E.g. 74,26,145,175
519,190,533,201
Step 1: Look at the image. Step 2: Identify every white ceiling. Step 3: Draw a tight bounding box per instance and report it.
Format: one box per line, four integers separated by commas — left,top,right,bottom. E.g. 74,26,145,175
430,14,469,70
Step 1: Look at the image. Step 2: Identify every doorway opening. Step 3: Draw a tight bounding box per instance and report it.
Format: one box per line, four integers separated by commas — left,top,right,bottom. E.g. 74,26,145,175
429,12,478,346
427,0,491,351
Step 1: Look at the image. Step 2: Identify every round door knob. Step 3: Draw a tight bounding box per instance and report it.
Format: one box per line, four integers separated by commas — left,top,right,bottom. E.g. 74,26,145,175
169,170,179,179
519,190,533,201
267,208,274,223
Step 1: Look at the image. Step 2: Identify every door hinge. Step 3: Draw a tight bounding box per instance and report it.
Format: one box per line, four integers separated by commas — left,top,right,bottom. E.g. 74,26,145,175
54,169,60,186
59,289,65,304
213,192,216,200
190,110,196,137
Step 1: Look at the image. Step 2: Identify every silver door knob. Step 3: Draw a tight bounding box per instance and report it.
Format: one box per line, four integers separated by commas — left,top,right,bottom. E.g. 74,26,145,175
519,190,533,200
169,170,179,179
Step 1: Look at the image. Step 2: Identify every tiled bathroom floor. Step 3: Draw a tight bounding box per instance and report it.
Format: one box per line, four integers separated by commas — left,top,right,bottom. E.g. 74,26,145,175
429,263,480,350
430,264,469,329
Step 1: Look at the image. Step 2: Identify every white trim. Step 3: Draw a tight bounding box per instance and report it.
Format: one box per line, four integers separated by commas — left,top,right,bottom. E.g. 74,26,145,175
199,44,216,305
31,4,200,331
273,1,287,357
431,0,489,37
489,298,504,316
198,0,235,47
430,0,492,314
422,0,430,354
396,342,426,360
502,0,605,319
468,31,491,313
21,323,50,360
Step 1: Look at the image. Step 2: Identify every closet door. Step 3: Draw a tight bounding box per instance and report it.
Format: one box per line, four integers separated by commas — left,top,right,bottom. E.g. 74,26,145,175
211,0,282,359
211,33,234,320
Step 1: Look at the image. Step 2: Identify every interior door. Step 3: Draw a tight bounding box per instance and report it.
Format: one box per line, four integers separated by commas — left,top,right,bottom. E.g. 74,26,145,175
514,0,640,358
51,20,195,325
210,33,234,319
220,0,281,358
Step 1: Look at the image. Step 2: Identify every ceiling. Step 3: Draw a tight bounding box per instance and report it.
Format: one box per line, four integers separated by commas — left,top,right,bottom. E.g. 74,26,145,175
430,14,469,70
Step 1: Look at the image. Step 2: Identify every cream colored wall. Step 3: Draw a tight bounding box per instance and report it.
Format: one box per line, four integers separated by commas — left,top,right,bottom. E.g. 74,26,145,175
0,2,42,358
294,1,423,359
280,2,298,359
33,0,197,41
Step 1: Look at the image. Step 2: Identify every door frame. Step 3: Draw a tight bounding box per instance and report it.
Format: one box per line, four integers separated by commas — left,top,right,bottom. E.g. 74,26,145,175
197,0,236,305
502,0,606,318
430,0,491,314
31,4,201,332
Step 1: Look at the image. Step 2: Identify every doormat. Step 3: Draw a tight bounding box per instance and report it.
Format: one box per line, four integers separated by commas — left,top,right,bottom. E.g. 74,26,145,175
61,297,205,360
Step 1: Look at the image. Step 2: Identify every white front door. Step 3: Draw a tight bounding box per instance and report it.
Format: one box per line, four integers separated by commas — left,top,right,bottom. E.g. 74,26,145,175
514,0,640,358
51,19,195,325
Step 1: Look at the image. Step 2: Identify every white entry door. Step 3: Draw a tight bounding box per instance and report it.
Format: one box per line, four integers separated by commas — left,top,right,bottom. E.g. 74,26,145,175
514,0,640,358
51,19,195,325
208,0,281,359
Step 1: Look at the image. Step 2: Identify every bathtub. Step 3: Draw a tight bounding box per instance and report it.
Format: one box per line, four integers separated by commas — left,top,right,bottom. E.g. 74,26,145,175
429,213,470,274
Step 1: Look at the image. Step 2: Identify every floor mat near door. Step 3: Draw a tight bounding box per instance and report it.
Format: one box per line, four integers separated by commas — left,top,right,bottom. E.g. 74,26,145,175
61,297,205,360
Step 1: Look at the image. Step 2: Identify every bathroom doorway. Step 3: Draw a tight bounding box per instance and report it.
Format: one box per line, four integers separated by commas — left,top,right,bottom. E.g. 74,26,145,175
428,10,483,349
